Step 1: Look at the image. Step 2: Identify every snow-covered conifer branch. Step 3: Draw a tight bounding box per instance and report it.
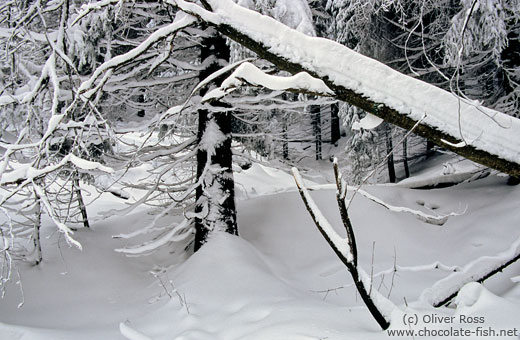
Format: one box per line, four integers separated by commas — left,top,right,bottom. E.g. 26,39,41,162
71,0,123,26
0,154,114,188
78,13,196,98
159,59,254,121
353,188,462,226
202,62,333,102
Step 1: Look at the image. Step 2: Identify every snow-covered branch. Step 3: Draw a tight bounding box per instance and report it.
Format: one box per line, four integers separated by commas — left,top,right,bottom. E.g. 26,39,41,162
0,154,114,188
292,168,354,264
307,183,460,226
115,218,193,255
202,62,333,102
78,12,196,98
292,166,393,330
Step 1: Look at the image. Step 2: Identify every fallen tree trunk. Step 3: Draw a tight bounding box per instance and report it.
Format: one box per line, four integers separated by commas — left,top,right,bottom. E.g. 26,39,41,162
172,0,520,177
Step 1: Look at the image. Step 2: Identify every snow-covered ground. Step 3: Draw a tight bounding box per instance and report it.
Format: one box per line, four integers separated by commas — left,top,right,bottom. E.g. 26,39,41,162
1,157,520,339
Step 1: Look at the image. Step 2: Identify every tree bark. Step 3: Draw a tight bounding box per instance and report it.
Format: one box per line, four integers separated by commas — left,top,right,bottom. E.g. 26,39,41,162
194,33,238,251
33,190,42,265
403,136,410,178
426,140,435,157
73,172,90,229
330,102,341,146
282,116,289,160
385,124,396,183
311,104,322,160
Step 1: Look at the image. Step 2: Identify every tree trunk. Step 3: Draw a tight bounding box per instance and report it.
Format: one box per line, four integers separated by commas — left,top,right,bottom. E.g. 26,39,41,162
194,33,238,251
282,116,289,160
330,102,340,146
426,139,435,157
33,190,42,265
73,172,90,229
311,104,322,160
385,124,396,183
403,136,410,178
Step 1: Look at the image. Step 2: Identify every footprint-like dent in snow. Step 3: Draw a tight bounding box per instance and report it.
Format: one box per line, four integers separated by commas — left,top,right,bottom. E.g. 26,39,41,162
416,200,440,210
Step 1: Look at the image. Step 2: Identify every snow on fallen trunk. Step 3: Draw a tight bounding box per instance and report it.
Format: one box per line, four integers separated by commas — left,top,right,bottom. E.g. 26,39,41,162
421,234,520,307
171,0,520,176
352,113,384,131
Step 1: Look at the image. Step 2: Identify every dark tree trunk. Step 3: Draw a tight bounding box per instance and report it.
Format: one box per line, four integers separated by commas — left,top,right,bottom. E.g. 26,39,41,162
426,139,435,157
330,102,341,146
311,104,322,160
282,117,289,160
385,124,396,183
73,172,90,229
194,33,238,251
33,190,42,265
403,136,410,179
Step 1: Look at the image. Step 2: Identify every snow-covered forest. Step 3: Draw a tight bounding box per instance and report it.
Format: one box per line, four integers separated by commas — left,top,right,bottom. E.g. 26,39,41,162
1,0,520,338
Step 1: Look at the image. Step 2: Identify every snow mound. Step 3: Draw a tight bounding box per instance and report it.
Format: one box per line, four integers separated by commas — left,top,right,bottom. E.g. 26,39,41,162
454,282,520,332
455,282,487,308
121,232,383,340
234,163,316,199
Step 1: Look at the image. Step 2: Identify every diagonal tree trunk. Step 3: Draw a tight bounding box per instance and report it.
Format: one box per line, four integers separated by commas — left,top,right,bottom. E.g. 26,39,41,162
183,0,520,177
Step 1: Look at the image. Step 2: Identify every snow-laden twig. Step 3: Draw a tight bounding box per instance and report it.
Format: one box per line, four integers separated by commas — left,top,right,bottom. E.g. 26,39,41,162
292,166,394,330
33,182,82,250
313,260,461,299
0,207,15,298
100,149,198,218
112,204,178,239
159,58,254,122
353,188,462,226
292,168,353,263
71,0,123,26
308,183,460,226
